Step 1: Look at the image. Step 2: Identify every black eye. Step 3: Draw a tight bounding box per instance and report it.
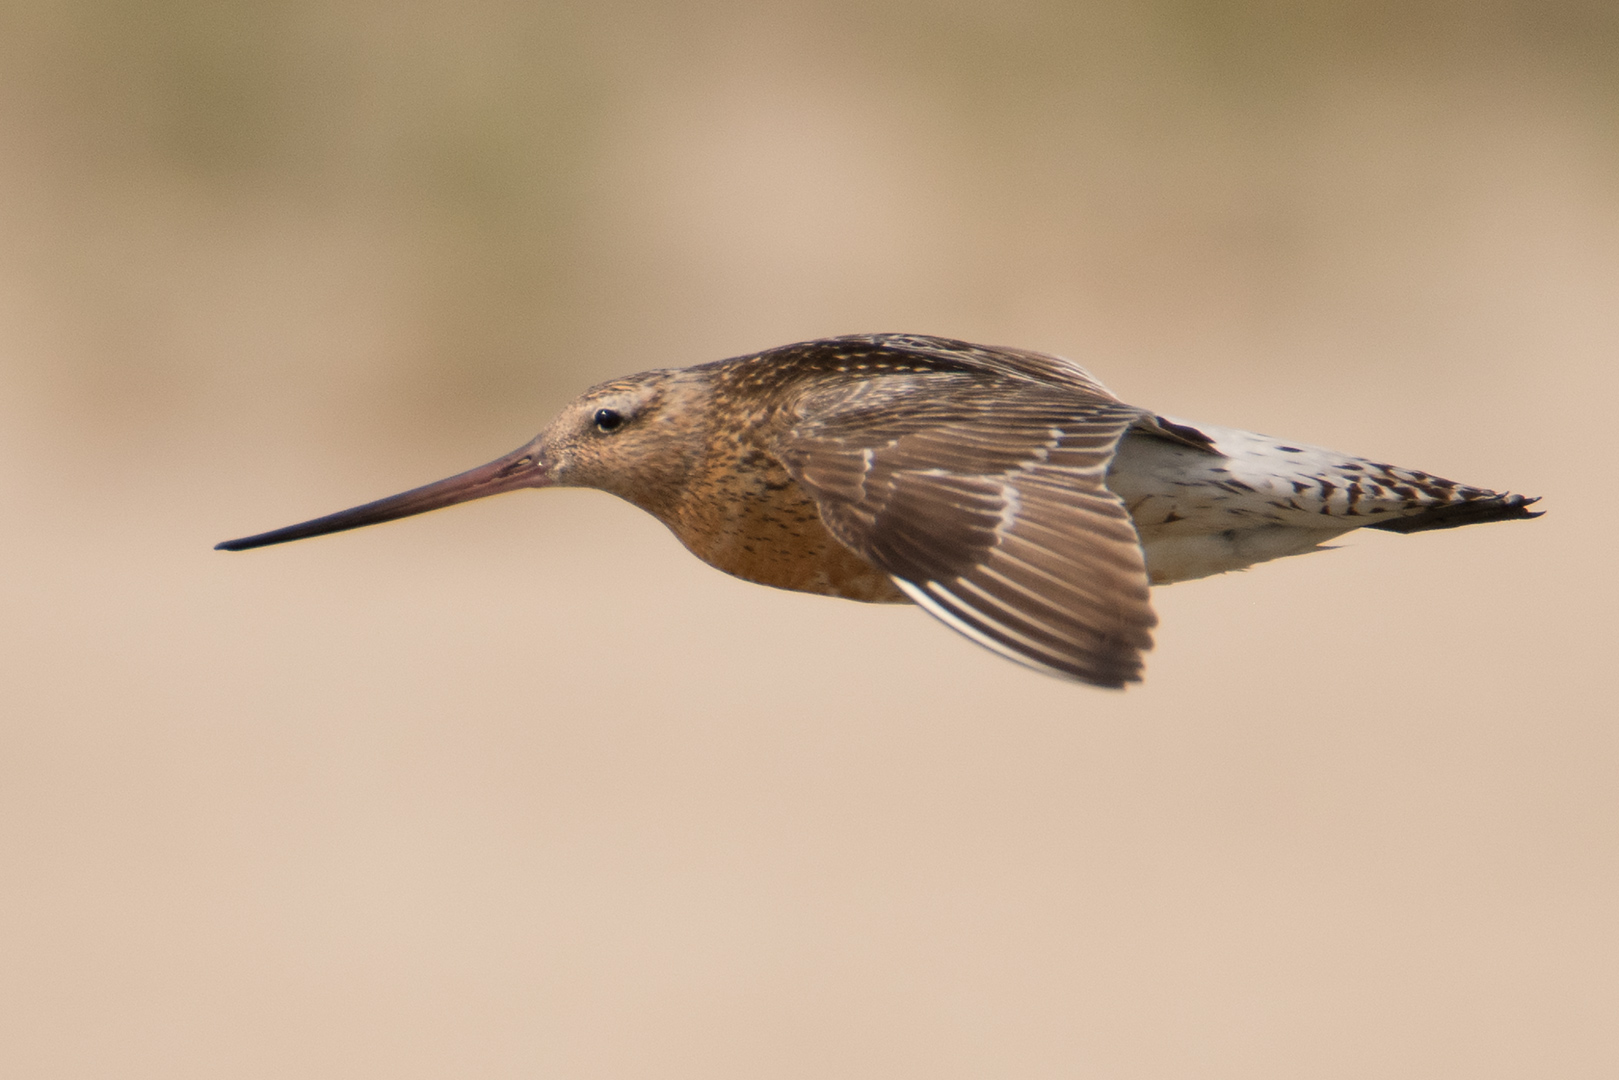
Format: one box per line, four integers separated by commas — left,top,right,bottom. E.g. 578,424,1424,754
593,408,623,433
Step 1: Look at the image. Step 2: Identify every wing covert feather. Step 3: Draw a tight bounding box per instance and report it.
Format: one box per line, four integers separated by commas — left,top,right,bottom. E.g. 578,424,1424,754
777,377,1157,687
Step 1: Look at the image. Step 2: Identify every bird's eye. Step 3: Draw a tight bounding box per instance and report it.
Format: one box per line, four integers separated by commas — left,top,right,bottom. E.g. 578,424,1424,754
593,408,624,433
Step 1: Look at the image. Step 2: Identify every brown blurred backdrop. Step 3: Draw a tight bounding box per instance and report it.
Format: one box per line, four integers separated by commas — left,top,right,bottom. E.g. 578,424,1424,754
1,2,1615,1077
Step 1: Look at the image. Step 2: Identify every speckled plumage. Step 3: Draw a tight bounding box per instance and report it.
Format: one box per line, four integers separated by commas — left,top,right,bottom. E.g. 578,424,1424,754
218,334,1540,688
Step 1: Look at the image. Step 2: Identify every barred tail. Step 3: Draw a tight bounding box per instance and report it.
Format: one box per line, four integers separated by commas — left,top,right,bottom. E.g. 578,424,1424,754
1364,492,1541,534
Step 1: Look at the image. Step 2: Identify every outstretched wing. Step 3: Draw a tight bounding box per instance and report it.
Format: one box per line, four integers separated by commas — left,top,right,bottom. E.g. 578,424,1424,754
776,373,1157,688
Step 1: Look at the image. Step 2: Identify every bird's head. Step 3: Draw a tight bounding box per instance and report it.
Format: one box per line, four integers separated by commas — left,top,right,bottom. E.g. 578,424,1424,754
215,367,709,552
534,368,708,510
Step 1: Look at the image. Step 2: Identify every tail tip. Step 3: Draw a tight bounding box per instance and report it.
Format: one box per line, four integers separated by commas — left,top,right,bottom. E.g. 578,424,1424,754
1367,490,1543,534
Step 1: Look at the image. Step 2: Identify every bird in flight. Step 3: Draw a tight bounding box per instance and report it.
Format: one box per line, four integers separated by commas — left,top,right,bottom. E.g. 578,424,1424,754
218,334,1539,687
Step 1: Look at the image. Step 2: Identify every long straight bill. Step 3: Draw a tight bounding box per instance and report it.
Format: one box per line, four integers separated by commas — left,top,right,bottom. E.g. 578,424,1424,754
215,440,548,551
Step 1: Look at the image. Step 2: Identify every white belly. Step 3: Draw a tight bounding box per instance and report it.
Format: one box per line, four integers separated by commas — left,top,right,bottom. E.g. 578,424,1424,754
1130,525,1351,584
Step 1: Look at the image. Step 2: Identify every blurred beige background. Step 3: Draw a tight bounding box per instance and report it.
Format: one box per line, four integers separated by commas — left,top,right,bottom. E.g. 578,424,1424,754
1,2,1615,1077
